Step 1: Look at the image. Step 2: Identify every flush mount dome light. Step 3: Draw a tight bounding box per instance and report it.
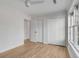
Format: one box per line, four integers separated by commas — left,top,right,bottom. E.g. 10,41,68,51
24,0,45,7
25,0,31,7
53,0,56,4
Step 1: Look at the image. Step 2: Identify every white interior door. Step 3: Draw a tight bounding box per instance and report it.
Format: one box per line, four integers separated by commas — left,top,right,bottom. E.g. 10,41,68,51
47,18,65,46
31,19,43,42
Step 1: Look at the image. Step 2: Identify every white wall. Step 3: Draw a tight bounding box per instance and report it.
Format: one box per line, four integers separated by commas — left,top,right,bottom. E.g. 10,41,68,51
31,11,66,46
0,4,27,52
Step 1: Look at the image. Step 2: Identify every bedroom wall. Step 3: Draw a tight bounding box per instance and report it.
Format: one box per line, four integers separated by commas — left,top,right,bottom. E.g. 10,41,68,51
0,3,28,52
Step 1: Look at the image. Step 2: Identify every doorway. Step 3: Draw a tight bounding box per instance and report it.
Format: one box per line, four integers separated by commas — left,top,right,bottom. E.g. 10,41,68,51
24,19,30,40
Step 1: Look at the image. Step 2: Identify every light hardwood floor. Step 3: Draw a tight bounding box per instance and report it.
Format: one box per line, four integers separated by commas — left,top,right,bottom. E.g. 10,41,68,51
0,40,69,58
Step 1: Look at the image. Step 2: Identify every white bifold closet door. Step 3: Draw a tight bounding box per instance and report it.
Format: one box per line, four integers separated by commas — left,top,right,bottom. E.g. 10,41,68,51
47,18,65,46
31,19,43,42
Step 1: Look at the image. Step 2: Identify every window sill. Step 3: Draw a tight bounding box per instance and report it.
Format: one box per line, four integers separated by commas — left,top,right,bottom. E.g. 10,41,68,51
68,40,79,58
68,40,79,53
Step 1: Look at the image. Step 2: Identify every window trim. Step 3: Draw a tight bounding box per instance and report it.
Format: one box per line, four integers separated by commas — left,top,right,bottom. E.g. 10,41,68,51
68,8,79,49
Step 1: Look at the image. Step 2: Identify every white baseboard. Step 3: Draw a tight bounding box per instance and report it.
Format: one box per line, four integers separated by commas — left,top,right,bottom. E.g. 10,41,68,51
30,40,37,42
43,42,48,44
0,41,24,53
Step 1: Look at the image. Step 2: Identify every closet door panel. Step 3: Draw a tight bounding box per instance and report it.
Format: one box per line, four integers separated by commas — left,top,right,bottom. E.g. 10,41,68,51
31,19,43,42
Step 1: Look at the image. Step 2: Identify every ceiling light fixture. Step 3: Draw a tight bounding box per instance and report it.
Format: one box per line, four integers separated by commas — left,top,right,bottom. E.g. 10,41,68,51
25,0,45,7
25,0,31,7
53,0,56,4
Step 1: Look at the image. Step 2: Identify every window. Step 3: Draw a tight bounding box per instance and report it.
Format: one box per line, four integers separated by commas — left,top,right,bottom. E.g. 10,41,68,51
68,6,79,48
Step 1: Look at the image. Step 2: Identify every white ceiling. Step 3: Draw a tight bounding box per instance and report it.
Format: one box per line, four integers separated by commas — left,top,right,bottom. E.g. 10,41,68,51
23,0,73,16
0,0,73,16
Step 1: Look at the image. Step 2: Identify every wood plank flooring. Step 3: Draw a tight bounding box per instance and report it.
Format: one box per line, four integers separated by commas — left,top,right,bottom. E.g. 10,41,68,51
0,41,69,58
